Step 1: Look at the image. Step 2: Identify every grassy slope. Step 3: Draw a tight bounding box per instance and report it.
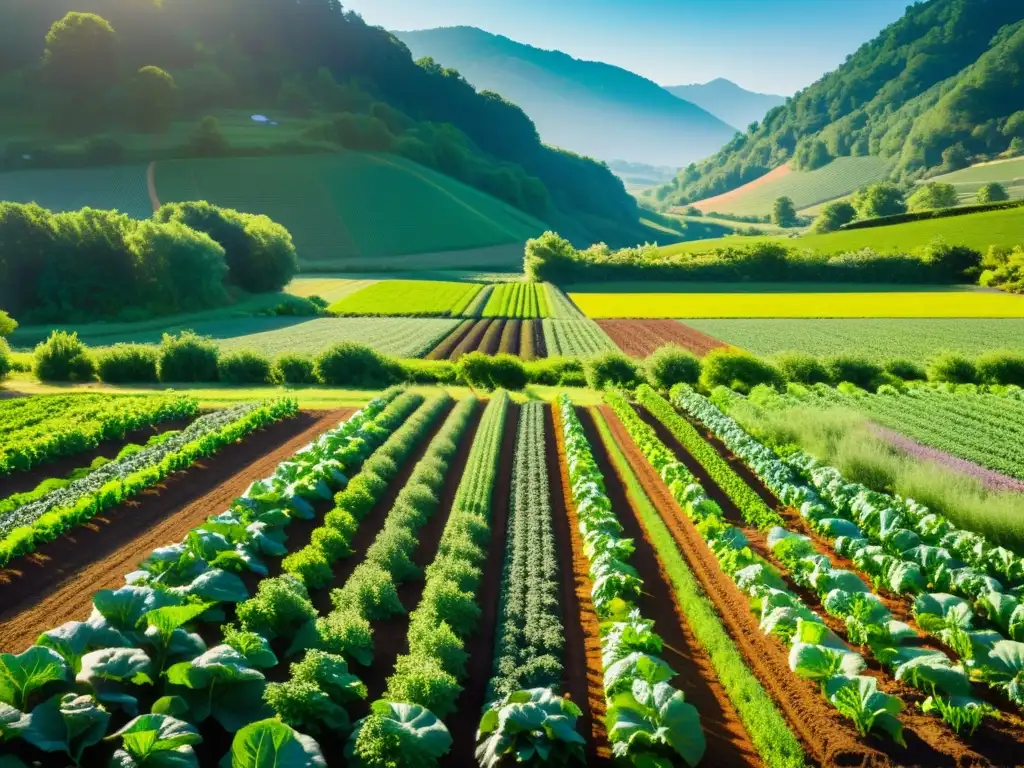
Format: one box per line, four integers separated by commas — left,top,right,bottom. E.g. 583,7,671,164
0,164,153,219
657,204,1024,257
682,157,890,217
153,152,547,268
924,156,1024,203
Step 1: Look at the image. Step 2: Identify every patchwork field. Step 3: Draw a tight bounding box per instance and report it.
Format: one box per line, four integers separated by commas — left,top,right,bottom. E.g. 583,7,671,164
596,319,728,357
285,277,377,303
571,288,1024,318
482,282,551,319
153,153,545,268
686,318,1024,358
328,279,484,317
683,157,891,217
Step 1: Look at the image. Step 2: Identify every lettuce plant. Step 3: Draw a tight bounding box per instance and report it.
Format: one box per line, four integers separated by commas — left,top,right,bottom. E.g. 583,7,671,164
477,688,585,767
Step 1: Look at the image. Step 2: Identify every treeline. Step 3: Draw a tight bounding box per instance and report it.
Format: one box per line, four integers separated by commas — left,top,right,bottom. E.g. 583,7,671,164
523,231,982,286
0,201,298,322
0,0,641,246
649,0,1024,207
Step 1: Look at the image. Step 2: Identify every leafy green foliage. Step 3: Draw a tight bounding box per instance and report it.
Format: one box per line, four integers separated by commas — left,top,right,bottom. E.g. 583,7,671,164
646,345,701,391
108,713,202,768
476,689,585,767
225,718,325,768
20,693,110,764
347,701,451,768
33,331,95,383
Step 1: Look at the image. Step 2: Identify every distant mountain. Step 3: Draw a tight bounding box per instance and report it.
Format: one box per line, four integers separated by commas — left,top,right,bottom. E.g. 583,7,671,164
655,0,1024,208
393,26,736,167
665,79,785,131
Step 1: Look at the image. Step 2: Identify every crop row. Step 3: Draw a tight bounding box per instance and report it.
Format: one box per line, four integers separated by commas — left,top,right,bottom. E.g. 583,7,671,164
482,283,550,319
462,285,495,317
673,386,1024,724
594,398,804,768
0,399,299,567
337,396,476,765
1,389,405,767
542,318,618,357
558,395,708,766
618,388,907,743
0,393,199,475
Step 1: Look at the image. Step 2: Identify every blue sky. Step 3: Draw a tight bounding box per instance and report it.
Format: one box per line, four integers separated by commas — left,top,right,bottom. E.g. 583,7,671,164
343,0,909,95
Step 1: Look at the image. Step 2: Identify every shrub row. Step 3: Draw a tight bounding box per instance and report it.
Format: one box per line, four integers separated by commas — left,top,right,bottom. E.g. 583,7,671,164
838,198,1024,231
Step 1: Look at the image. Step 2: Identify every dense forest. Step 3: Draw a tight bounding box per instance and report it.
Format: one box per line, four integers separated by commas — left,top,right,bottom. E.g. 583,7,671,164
0,0,646,246
652,0,1024,207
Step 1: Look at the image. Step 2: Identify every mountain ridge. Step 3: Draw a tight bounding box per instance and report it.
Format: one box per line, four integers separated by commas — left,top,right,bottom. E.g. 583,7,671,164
664,78,786,131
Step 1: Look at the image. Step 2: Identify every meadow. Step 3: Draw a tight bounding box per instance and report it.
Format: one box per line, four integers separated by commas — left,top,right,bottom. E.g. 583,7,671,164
926,156,1024,202
153,153,545,268
684,318,1024,358
683,156,891,216
570,288,1024,318
0,164,154,219
657,202,1024,257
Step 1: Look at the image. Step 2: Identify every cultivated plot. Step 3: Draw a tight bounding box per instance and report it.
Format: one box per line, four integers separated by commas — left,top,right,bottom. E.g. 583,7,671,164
328,279,484,317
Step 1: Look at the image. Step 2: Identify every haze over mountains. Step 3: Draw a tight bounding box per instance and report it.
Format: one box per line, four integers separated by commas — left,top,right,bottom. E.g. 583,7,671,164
665,79,786,132
394,26,737,167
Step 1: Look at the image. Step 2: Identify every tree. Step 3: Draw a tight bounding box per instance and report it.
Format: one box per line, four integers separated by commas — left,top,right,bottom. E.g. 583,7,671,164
42,13,119,104
131,66,178,132
941,142,970,172
852,182,907,219
977,182,1009,204
189,116,229,156
0,310,16,337
811,200,857,233
907,182,958,212
772,196,798,227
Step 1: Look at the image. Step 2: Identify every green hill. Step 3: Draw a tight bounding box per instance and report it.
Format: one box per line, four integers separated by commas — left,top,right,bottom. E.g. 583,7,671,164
657,203,1024,257
0,164,152,219
652,0,1024,208
154,153,546,270
393,26,735,168
924,156,1024,203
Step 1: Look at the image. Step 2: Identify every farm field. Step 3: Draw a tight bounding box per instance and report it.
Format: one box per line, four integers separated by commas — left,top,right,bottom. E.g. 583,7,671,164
926,156,1024,203
571,288,1024,318
597,319,728,357
657,203,1024,257
481,282,551,318
0,164,154,219
153,153,545,268
285,277,377,303
4,382,1024,764
685,318,1024,358
328,279,483,317
426,317,545,359
683,157,891,216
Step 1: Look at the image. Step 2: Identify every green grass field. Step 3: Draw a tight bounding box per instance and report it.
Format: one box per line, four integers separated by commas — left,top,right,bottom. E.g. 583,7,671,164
685,318,1024,359
926,156,1024,203
658,203,1024,257
682,157,891,217
285,278,377,304
0,164,153,219
327,279,483,317
154,153,545,268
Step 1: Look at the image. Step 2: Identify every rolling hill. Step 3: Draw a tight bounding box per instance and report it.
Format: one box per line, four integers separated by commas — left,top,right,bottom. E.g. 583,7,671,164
393,26,736,167
664,79,785,131
652,0,1024,209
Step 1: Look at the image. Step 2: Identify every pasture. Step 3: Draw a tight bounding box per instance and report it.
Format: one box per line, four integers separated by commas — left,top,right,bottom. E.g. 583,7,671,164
683,156,890,216
0,164,153,219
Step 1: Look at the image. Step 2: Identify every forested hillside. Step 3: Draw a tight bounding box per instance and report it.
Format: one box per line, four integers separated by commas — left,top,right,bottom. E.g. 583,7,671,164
653,0,1024,207
394,26,736,167
0,0,648,247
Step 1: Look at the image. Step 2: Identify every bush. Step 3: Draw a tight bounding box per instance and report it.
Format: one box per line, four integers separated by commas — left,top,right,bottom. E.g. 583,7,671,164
33,331,95,382
699,348,782,393
771,352,831,385
315,343,399,388
927,352,978,384
975,351,1024,386
825,355,885,391
400,359,460,385
456,353,527,391
646,345,701,390
218,350,272,384
883,358,927,381
977,182,1009,204
584,352,643,390
157,331,219,383
0,338,10,381
273,354,317,385
524,357,584,386
96,344,158,383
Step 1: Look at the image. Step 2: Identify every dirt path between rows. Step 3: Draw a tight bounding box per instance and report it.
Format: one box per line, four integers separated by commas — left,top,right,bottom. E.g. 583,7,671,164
361,402,483,710
587,406,762,767
635,404,989,766
427,320,474,361
0,409,351,653
548,404,610,764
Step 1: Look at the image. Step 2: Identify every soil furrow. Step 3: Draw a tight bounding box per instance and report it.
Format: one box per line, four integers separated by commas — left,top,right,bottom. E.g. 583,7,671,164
450,319,492,361
443,403,520,767
0,409,352,653
427,319,474,360
586,407,762,767
548,404,610,764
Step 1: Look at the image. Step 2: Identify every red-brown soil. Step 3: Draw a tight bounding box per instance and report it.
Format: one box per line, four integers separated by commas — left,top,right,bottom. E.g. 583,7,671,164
632,405,993,766
519,319,540,360
548,404,611,764
597,319,728,358
0,409,352,653
357,402,483,717
684,164,792,213
427,319,474,360
450,319,493,361
586,407,762,767
443,403,519,767
498,318,521,355
0,417,196,499
477,319,506,355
